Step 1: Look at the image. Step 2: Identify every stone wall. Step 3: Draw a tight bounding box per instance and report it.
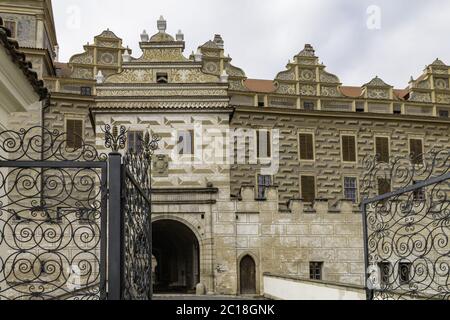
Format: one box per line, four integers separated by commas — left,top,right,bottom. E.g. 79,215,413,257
230,108,450,204
212,185,364,295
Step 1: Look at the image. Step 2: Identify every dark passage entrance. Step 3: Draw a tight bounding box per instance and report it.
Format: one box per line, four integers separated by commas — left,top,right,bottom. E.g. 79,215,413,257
240,255,256,295
152,220,200,293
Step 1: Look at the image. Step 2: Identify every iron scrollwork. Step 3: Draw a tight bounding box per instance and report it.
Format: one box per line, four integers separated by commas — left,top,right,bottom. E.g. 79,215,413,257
122,131,159,300
0,126,107,300
103,124,126,153
362,151,450,300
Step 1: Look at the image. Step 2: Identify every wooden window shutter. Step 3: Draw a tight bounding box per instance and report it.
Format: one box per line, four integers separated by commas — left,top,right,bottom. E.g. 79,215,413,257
410,139,423,164
299,133,314,160
301,176,316,203
66,119,83,149
342,136,356,162
376,137,389,163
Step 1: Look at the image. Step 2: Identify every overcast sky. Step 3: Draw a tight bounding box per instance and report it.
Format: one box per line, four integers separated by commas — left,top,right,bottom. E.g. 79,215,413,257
53,0,450,88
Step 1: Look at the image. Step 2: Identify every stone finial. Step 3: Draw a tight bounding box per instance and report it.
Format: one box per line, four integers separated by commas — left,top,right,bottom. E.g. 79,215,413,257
220,70,229,83
122,48,131,62
176,29,184,41
298,44,316,57
95,70,105,84
194,48,203,62
157,15,167,32
213,34,224,49
140,30,149,42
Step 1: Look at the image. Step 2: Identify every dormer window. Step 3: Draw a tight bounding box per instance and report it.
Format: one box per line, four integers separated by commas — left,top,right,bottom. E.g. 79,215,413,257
157,73,168,84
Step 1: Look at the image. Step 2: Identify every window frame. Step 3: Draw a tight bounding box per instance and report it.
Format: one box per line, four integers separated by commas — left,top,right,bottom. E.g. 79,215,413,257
374,135,391,163
64,118,84,150
412,180,426,202
256,174,272,200
300,174,316,203
303,101,315,111
378,261,392,287
127,130,144,154
4,20,17,39
156,72,169,84
309,261,323,280
343,176,358,203
255,129,272,160
177,129,195,156
398,262,412,285
340,134,358,164
298,131,315,162
408,137,424,165
377,177,391,196
80,86,92,96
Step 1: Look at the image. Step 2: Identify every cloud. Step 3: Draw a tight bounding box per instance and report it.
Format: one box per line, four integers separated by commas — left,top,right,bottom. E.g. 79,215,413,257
52,0,450,88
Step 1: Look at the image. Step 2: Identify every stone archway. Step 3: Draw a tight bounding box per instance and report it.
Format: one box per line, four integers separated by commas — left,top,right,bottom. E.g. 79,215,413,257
152,219,200,293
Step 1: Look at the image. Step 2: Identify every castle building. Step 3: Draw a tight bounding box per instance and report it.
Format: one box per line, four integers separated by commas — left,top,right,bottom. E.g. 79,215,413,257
1,0,450,297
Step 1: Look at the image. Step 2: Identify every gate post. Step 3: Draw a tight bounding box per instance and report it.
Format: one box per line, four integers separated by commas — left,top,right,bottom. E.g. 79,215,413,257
108,152,124,300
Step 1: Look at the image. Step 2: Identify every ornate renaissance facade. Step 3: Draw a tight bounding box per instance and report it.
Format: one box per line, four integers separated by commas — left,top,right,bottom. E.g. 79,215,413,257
1,0,450,297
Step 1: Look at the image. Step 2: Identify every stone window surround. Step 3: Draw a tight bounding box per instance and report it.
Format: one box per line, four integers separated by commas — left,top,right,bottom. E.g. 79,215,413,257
342,176,359,203
340,132,358,164
297,130,316,162
407,135,425,165
374,135,391,163
254,128,272,160
64,117,84,150
299,173,317,203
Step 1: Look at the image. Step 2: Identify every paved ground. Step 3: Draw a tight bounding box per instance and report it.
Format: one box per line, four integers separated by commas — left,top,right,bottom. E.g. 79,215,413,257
154,294,268,300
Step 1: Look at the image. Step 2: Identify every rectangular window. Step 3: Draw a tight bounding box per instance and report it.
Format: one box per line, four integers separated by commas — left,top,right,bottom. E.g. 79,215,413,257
301,176,316,203
378,262,391,286
413,181,426,201
299,133,314,161
4,20,17,38
80,86,92,96
156,72,168,83
341,135,356,162
257,175,272,199
66,119,83,149
378,178,391,196
257,95,265,107
309,262,323,280
393,104,402,115
127,131,143,153
356,102,365,113
375,137,390,163
439,110,449,118
178,130,194,155
303,101,315,111
344,177,358,203
409,138,423,164
399,262,412,285
256,129,271,158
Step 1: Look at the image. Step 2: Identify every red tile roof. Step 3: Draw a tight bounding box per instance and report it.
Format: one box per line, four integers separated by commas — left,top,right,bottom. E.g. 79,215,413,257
244,79,276,93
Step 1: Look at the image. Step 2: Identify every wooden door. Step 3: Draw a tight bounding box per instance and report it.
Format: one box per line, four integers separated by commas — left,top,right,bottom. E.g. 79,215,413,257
240,255,256,294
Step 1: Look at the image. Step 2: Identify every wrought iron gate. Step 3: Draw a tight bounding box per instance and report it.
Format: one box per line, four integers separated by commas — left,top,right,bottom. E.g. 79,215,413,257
105,126,159,300
0,126,108,300
0,125,158,300
361,150,450,300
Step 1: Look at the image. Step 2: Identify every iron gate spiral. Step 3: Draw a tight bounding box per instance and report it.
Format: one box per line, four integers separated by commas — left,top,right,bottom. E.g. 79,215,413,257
361,150,450,300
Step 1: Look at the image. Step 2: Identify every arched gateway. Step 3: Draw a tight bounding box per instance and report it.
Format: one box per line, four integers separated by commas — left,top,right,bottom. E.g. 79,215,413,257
152,220,200,293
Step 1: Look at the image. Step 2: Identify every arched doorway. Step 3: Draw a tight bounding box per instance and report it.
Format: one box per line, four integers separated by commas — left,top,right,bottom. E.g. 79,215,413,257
152,220,200,293
239,255,256,295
